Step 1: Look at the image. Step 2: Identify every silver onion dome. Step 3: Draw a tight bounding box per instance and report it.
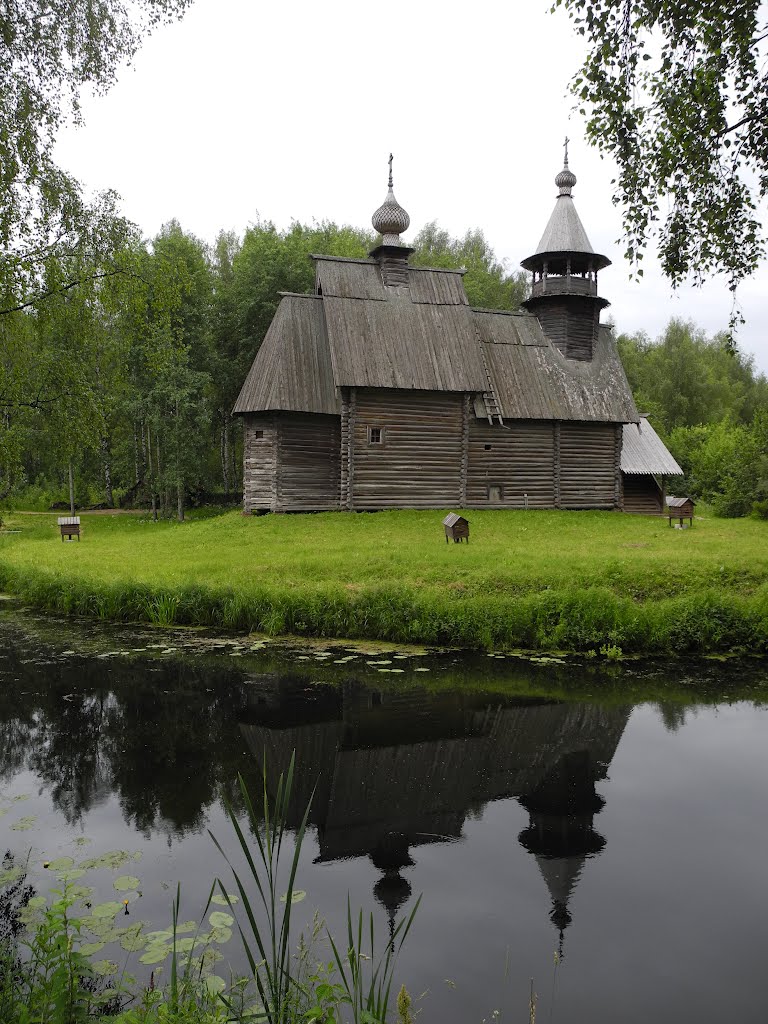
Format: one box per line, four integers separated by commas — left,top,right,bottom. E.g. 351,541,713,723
372,154,410,245
555,137,577,196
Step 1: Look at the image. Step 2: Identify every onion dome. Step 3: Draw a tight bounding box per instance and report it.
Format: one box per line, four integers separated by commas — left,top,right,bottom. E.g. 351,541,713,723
372,154,410,245
555,136,577,195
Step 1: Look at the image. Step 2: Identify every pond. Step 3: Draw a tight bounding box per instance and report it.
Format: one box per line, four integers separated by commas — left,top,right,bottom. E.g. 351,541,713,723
1,606,767,1023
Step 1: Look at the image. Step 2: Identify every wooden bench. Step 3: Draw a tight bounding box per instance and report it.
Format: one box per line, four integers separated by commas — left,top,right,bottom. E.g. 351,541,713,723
57,516,81,541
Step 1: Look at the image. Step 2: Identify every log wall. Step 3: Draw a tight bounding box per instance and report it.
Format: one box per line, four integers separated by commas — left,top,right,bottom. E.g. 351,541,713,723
467,419,556,507
243,413,340,512
534,297,598,361
559,422,618,509
277,414,340,511
622,474,663,515
243,414,277,512
350,388,464,509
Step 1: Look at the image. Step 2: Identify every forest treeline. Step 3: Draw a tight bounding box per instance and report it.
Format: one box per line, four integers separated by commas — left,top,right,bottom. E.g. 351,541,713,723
618,321,768,517
2,215,767,518
1,219,527,517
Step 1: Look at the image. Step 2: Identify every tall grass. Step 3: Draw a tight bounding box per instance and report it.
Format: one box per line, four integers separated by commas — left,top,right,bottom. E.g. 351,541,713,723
1,509,767,653
210,754,418,1024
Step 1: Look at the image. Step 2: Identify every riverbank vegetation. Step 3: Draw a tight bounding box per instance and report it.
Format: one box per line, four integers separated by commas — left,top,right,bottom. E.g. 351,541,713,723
1,508,766,654
1,760,418,1024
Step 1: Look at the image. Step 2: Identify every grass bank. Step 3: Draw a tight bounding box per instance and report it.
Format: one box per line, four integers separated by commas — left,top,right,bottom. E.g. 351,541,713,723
1,508,767,654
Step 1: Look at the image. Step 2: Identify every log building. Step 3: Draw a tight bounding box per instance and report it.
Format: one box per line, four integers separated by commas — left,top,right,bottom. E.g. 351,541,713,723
234,149,679,513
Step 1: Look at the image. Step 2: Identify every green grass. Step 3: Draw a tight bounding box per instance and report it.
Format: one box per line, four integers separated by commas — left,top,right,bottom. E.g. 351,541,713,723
1,508,767,654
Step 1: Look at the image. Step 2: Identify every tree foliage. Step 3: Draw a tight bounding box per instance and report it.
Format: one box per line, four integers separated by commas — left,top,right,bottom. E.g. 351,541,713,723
1,0,192,313
618,318,768,516
555,0,768,291
618,319,768,433
411,222,528,310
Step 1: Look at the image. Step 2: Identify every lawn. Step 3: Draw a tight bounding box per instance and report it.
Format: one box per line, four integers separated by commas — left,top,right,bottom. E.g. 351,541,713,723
1,508,766,654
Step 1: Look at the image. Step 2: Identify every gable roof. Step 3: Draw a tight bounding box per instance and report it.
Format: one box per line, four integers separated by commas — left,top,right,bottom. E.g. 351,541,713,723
234,255,639,425
233,295,339,416
621,418,683,475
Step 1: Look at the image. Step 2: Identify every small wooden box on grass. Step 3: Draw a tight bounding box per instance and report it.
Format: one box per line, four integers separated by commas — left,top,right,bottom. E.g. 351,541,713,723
666,496,694,528
57,516,81,541
443,513,469,544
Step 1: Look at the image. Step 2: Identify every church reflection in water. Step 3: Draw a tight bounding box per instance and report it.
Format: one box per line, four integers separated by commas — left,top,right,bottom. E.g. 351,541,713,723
240,678,629,947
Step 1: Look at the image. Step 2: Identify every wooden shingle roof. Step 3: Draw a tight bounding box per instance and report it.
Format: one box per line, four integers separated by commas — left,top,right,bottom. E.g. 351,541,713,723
233,255,639,424
233,295,339,416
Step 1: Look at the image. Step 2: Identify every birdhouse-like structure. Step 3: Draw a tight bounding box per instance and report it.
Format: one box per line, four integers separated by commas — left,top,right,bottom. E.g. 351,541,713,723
443,513,469,544
666,495,695,527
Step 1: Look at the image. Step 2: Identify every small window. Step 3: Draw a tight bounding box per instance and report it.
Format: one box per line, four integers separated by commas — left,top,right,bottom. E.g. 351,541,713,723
484,444,492,451
488,484,503,503
368,426,384,445
254,430,264,440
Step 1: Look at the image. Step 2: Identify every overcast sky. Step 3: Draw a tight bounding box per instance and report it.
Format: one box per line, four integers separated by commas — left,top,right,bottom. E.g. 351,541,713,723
54,0,768,371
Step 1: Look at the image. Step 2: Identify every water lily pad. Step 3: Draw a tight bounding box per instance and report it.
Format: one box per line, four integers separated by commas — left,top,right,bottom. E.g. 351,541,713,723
279,890,306,904
199,948,223,970
27,896,47,910
12,793,31,802
205,975,226,995
79,941,106,956
57,868,86,882
208,911,234,928
367,660,392,666
209,926,232,943
210,893,239,906
414,667,430,672
176,920,197,934
46,857,74,871
145,928,174,943
69,885,94,903
92,959,119,976
11,816,36,831
139,945,171,965
73,837,92,847
120,931,147,952
0,866,24,885
113,875,140,891
175,937,199,953
92,901,123,919
80,850,141,871
0,808,8,818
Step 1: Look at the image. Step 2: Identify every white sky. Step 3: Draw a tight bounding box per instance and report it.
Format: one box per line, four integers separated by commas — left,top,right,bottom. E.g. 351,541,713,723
54,0,768,372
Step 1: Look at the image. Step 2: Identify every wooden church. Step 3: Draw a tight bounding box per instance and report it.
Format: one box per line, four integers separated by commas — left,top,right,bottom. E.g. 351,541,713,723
234,150,679,513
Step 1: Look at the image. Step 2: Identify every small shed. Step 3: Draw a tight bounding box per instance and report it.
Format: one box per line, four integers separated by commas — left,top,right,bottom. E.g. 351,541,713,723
666,496,695,527
621,417,683,514
57,516,81,541
443,513,469,544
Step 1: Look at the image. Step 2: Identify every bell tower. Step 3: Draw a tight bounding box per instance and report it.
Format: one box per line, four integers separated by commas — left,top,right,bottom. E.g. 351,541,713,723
521,140,610,361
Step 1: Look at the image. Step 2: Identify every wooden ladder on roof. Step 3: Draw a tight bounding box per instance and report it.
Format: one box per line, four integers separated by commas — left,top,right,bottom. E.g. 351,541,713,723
480,343,504,425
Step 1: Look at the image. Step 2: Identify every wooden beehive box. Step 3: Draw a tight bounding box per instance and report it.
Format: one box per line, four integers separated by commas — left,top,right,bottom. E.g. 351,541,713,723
666,495,695,526
443,513,469,544
57,516,81,541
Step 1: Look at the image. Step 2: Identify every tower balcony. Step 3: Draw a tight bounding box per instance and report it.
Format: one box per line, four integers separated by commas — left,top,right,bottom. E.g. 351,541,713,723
530,275,598,299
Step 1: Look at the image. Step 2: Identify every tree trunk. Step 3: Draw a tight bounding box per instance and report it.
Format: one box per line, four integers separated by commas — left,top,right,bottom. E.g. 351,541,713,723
68,461,75,515
134,423,141,486
101,435,114,507
222,413,231,497
177,479,185,522
147,424,158,521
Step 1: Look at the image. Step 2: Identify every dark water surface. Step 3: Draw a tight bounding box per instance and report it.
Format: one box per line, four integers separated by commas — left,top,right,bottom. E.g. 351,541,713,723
1,607,767,1023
